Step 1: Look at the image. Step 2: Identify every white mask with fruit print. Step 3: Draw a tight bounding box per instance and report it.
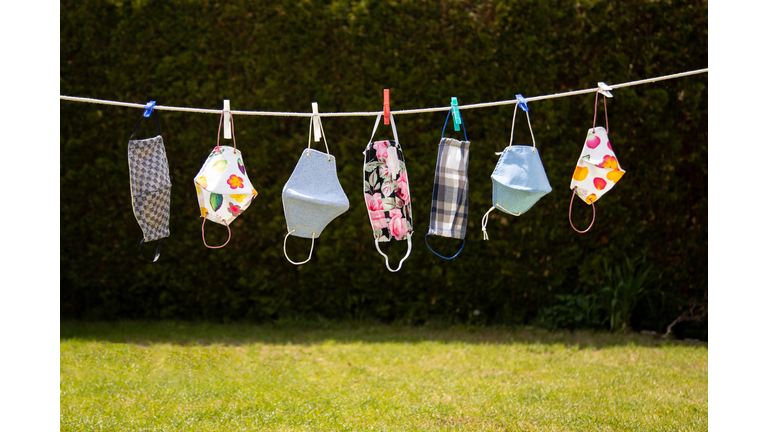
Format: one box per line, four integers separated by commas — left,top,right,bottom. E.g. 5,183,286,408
194,111,258,248
569,90,626,233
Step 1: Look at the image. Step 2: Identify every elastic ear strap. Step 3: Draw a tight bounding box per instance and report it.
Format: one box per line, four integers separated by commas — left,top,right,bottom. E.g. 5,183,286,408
367,113,382,148
139,238,163,262
283,231,315,265
130,110,161,139
424,233,465,260
481,206,495,241
201,217,232,248
374,234,412,272
441,109,468,141
569,188,596,233
508,104,536,149
592,91,609,133
389,113,401,147
307,117,331,158
217,111,237,150
367,113,400,149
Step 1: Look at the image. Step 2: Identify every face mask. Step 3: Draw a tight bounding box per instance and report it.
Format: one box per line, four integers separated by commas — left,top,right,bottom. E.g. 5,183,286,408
481,103,552,240
282,115,350,265
425,109,470,259
569,92,626,233
128,109,171,262
194,112,258,248
363,113,413,272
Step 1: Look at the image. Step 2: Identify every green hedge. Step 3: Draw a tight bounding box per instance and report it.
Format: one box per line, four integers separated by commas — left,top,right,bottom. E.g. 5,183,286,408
60,0,708,336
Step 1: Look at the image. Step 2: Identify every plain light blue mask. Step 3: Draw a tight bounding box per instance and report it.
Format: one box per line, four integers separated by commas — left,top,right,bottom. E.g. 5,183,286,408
481,103,552,240
282,116,350,265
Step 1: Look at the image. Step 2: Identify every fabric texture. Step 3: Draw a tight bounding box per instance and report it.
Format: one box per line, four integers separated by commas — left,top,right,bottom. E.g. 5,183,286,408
569,126,625,204
363,140,413,242
128,135,172,242
490,146,552,215
428,137,471,239
194,145,257,226
283,148,350,239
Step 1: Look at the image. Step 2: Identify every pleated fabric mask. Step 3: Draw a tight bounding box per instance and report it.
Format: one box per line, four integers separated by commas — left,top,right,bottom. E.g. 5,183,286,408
282,115,350,265
425,109,471,259
194,112,258,248
569,91,626,232
127,108,171,262
481,102,552,240
363,113,413,272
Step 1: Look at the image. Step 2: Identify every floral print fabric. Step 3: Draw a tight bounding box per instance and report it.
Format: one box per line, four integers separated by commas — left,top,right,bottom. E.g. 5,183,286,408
194,145,257,226
363,140,413,242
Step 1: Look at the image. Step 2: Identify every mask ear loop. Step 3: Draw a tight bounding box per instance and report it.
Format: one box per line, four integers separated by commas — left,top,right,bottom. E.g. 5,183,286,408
375,233,412,272
425,234,465,260
440,109,468,141
283,229,315,265
130,109,161,140
569,187,596,233
217,111,237,152
201,216,232,248
307,117,332,161
139,238,163,262
592,90,609,134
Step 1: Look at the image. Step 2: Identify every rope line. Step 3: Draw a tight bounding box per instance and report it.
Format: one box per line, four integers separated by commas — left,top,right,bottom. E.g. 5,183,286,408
59,68,708,118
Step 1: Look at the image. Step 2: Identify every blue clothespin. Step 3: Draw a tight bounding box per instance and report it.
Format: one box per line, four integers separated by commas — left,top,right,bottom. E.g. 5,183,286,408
451,97,462,131
143,101,156,118
516,94,529,112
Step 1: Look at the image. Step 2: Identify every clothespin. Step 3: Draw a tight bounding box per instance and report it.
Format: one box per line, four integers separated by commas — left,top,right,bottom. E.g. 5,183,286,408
516,94,529,112
451,97,462,131
383,89,390,125
311,102,321,142
597,82,613,98
222,100,232,139
143,101,156,118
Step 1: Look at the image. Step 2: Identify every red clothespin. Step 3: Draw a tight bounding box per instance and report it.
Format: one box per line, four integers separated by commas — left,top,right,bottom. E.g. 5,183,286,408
383,89,390,125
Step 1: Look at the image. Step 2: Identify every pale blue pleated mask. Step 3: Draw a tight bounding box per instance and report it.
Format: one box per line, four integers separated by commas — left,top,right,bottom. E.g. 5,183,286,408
481,104,552,240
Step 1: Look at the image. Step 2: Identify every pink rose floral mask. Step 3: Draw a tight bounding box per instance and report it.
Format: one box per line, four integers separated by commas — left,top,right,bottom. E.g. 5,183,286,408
363,113,413,272
194,111,258,248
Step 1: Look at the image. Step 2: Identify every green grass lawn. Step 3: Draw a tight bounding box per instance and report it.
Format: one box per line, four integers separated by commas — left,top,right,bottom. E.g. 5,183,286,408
60,321,707,431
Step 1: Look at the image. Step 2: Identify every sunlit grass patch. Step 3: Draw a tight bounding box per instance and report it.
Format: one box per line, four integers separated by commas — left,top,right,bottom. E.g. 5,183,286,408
61,321,707,431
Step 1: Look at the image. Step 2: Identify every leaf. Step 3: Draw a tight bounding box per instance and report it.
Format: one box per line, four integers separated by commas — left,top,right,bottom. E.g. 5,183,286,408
210,193,223,211
381,180,396,197
369,172,377,187
364,160,379,173
382,197,397,212
237,158,245,174
213,160,227,172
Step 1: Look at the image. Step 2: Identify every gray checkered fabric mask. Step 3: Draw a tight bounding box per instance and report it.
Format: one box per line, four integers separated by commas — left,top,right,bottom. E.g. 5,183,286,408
425,109,470,260
127,111,171,262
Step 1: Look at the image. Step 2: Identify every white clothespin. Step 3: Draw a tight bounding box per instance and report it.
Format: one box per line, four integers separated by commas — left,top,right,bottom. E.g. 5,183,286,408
223,99,232,139
597,82,613,98
311,102,322,142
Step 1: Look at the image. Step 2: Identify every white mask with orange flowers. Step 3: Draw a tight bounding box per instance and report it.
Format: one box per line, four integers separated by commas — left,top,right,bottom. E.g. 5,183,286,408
569,90,626,233
194,111,258,248
363,113,413,272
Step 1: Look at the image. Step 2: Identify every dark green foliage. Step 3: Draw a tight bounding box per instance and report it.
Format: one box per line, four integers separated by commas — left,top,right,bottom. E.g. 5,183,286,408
60,0,708,337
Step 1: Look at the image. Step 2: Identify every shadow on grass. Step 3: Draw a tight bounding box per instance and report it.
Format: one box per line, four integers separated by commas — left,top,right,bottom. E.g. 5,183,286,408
60,320,705,349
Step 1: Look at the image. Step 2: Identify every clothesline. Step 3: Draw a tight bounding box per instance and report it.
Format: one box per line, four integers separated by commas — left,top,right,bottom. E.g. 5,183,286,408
59,68,708,117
